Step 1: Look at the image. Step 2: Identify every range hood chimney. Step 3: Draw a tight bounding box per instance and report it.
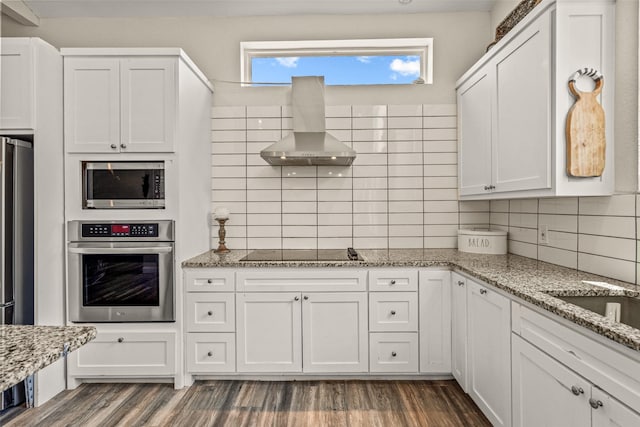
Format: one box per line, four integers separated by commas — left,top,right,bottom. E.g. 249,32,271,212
260,76,356,166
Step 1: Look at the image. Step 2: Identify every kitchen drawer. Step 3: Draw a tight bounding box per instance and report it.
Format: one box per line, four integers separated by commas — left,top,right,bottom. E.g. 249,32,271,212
69,331,175,376
184,269,234,292
369,292,418,332
236,269,366,292
368,269,418,292
369,332,419,373
512,303,640,411
185,293,235,332
186,333,236,373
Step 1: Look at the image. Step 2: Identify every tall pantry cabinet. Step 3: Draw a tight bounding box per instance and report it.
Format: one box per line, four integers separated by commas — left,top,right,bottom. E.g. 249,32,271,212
61,48,213,389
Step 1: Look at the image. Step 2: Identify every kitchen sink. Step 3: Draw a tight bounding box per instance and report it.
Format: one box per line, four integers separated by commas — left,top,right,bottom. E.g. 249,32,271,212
556,295,640,330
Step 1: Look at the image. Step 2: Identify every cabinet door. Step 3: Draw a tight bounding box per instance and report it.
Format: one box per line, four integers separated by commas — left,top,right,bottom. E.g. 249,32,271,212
458,66,492,196
236,292,302,373
64,57,120,153
120,57,176,153
302,292,368,373
0,39,33,129
591,387,640,427
68,330,175,376
512,335,590,427
493,11,551,193
419,270,451,373
451,272,468,391
467,279,511,427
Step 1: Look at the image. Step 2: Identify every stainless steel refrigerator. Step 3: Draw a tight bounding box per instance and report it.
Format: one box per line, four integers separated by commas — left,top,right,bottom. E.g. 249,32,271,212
0,137,34,411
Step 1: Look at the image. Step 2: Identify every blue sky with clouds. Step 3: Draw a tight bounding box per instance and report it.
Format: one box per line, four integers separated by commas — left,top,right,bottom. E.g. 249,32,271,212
251,55,420,85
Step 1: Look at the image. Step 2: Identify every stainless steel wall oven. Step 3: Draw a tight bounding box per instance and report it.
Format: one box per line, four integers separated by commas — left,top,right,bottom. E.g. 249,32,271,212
67,220,174,322
82,161,165,209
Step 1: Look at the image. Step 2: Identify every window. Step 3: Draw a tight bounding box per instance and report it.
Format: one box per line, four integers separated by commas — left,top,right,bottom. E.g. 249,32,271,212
240,38,433,86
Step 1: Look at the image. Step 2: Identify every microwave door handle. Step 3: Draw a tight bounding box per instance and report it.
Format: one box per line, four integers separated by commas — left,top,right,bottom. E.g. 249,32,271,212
68,246,173,254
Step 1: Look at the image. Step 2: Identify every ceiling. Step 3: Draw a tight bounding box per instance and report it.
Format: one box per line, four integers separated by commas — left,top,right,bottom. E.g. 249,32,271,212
21,0,497,18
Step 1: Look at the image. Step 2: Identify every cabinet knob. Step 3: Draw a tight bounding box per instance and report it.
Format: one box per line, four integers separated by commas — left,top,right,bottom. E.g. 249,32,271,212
117,337,124,343
457,281,465,286
294,296,300,301
480,289,488,295
207,279,213,284
390,310,396,316
207,351,213,357
207,311,213,316
571,386,584,396
390,280,396,285
589,398,603,409
391,351,397,357
110,144,117,149
120,144,127,149
303,295,309,300
484,185,490,191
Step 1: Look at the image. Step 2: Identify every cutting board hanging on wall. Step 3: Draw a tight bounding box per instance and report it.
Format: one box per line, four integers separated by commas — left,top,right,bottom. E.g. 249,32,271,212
566,68,606,177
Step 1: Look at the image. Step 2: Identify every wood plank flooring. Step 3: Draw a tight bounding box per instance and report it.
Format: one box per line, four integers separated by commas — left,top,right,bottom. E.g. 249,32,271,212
3,380,490,427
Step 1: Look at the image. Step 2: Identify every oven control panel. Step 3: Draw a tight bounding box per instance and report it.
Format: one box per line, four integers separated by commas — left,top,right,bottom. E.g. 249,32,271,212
81,223,158,238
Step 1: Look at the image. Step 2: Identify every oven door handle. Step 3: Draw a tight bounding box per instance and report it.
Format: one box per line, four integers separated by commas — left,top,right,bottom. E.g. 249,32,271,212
68,246,173,254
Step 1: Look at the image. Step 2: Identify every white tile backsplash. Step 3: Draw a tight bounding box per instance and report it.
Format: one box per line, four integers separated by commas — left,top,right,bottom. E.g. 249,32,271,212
210,104,640,286
491,194,640,284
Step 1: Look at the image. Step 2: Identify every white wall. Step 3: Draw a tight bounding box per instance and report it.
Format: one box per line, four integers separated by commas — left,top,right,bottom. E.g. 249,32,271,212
0,12,490,106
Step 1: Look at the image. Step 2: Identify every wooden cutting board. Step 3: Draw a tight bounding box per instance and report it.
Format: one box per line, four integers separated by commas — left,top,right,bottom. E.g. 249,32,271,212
566,69,606,177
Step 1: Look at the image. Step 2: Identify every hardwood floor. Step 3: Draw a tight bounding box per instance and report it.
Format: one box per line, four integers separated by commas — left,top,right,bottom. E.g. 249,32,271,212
3,380,490,427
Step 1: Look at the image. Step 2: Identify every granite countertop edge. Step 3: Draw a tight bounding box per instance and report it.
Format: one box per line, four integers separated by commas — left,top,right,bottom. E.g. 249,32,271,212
1,325,97,392
182,249,640,353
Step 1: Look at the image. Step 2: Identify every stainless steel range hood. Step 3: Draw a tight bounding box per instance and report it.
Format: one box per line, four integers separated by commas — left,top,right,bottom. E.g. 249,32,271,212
260,76,356,166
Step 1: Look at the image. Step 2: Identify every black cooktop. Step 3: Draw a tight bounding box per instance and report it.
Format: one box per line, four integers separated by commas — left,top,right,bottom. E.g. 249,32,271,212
239,248,362,262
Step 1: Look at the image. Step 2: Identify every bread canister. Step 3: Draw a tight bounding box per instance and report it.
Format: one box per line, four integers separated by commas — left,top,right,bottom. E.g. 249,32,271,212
457,229,507,255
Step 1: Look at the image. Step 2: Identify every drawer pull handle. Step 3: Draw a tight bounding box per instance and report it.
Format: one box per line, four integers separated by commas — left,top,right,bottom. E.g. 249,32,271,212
391,351,397,357
571,386,584,396
589,398,603,409
207,279,213,284
457,281,464,286
207,311,213,316
566,349,582,360
390,310,396,316
390,280,396,285
117,337,124,343
480,289,488,295
294,296,300,301
207,351,213,357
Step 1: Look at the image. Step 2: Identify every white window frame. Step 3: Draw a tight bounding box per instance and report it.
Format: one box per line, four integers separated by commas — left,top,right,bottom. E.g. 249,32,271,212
240,38,433,86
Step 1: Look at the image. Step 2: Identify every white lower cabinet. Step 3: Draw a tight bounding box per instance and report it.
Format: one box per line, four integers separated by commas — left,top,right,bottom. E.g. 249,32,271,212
591,388,640,427
302,292,368,373
186,333,235,373
236,292,302,373
512,334,640,427
68,330,176,377
370,332,419,373
419,270,451,374
467,278,511,427
451,272,468,391
512,334,591,427
236,291,368,373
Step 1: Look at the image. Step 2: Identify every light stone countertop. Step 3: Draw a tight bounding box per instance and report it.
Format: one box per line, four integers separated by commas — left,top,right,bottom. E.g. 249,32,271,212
0,325,97,392
183,248,640,352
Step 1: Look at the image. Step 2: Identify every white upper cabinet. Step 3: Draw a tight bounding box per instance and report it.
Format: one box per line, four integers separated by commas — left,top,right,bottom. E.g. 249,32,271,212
0,39,33,129
458,67,492,197
1,38,60,131
62,49,203,154
457,0,615,199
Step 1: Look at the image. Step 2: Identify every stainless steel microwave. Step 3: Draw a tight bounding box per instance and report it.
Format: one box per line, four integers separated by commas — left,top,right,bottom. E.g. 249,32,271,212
82,161,165,209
